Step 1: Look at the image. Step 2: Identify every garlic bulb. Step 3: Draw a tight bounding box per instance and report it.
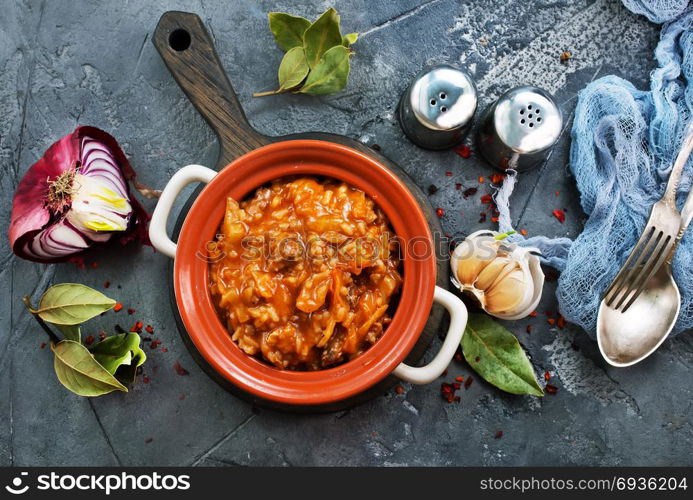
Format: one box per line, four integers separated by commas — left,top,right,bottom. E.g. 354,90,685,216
450,230,544,320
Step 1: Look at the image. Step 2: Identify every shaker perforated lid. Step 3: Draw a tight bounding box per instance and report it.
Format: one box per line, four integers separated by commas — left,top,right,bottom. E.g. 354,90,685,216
398,65,477,149
476,86,562,171
492,86,562,153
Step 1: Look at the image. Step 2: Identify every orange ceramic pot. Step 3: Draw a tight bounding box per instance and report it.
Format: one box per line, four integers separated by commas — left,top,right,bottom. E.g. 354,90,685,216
149,140,467,405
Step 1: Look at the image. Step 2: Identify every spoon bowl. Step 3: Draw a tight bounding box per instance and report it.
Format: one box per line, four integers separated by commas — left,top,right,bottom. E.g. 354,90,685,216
597,263,680,367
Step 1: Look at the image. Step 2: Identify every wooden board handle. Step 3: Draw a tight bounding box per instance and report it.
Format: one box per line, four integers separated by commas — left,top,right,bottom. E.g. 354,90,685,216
153,11,269,169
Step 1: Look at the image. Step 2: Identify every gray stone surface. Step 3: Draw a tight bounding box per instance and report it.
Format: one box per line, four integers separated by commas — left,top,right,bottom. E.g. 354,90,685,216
1,0,691,467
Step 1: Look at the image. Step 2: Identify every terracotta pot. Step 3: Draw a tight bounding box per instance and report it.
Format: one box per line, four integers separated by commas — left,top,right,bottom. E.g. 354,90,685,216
149,140,467,405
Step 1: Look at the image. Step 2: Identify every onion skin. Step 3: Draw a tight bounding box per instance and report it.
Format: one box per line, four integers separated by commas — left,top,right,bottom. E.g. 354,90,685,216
9,126,150,263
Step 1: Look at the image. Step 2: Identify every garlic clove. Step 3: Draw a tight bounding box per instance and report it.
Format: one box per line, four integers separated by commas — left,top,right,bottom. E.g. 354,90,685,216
484,266,529,314
449,230,545,321
475,257,515,291
451,235,498,286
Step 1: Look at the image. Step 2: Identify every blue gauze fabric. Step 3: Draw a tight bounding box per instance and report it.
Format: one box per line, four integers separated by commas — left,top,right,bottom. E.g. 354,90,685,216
495,1,693,337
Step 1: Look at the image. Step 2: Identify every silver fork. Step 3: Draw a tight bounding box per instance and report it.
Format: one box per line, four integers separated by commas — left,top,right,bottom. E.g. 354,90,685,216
603,122,693,313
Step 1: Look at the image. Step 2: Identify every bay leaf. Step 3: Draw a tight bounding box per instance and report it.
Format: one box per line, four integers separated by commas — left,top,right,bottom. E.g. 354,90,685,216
268,12,311,52
303,8,343,69
342,32,358,46
52,340,127,397
278,46,310,90
34,283,115,325
56,324,80,342
462,313,544,396
299,45,350,96
90,333,147,384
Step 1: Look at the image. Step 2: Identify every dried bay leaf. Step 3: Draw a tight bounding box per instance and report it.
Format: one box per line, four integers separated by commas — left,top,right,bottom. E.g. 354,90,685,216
278,46,310,90
299,45,350,96
268,12,311,52
90,333,146,384
52,340,127,397
462,313,544,396
33,283,115,325
303,8,343,69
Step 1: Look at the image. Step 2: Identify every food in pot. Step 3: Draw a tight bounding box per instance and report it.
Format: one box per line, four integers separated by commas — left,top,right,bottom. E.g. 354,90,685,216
208,177,402,370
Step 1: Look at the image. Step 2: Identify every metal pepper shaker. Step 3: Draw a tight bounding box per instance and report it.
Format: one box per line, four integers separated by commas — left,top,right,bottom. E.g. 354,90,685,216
476,86,562,171
397,65,478,150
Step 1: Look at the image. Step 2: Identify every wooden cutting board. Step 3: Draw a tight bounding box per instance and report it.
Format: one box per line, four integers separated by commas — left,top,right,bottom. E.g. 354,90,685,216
153,11,449,412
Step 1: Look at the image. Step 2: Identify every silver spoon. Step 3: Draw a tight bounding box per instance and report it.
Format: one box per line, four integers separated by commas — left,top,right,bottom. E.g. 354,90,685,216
597,139,693,367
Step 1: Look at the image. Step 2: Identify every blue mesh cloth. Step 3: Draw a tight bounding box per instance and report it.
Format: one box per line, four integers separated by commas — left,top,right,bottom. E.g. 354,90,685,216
496,1,693,337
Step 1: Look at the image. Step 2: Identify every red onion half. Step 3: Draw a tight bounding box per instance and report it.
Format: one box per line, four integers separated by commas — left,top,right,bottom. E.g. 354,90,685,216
9,126,149,263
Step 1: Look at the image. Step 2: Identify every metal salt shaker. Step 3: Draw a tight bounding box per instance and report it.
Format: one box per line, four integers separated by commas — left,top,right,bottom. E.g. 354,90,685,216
476,86,562,171
398,65,478,150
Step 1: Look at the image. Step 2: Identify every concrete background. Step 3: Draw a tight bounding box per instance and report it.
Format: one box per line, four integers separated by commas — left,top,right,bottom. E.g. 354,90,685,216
2,0,692,466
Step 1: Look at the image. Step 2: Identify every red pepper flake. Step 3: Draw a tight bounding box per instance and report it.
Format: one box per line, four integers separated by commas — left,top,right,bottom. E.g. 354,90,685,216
557,315,566,329
174,362,189,376
455,376,464,382
478,176,485,183
546,384,559,394
478,212,487,223
145,325,154,334
490,173,505,184
130,321,144,333
547,318,556,326
85,335,95,345
463,187,478,199
113,303,123,312
491,216,499,223
455,144,472,158
474,356,480,362
455,183,462,190
445,171,453,177
161,347,168,353
143,376,150,383
526,325,533,333
150,340,162,349
40,342,46,349
99,331,106,340
494,430,504,439
428,184,439,195
68,256,86,269
395,385,405,394
436,208,445,217
555,190,560,196
127,308,136,315
454,352,463,362
544,371,551,381
440,382,461,403
520,229,528,236
552,209,566,223
529,311,537,317
90,261,99,269
480,194,493,204
464,376,474,389
103,281,111,288
144,437,153,443
559,51,571,62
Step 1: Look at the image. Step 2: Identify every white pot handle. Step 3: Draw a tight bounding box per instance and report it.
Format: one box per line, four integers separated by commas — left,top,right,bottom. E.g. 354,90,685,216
149,164,217,258
392,286,468,384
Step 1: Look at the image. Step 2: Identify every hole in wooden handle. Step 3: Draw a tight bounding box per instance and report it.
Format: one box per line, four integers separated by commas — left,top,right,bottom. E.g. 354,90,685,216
169,29,191,51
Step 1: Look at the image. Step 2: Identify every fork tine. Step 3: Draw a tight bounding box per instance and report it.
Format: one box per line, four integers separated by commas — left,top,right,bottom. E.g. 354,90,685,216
610,230,666,309
604,227,657,306
603,226,654,303
620,235,674,312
